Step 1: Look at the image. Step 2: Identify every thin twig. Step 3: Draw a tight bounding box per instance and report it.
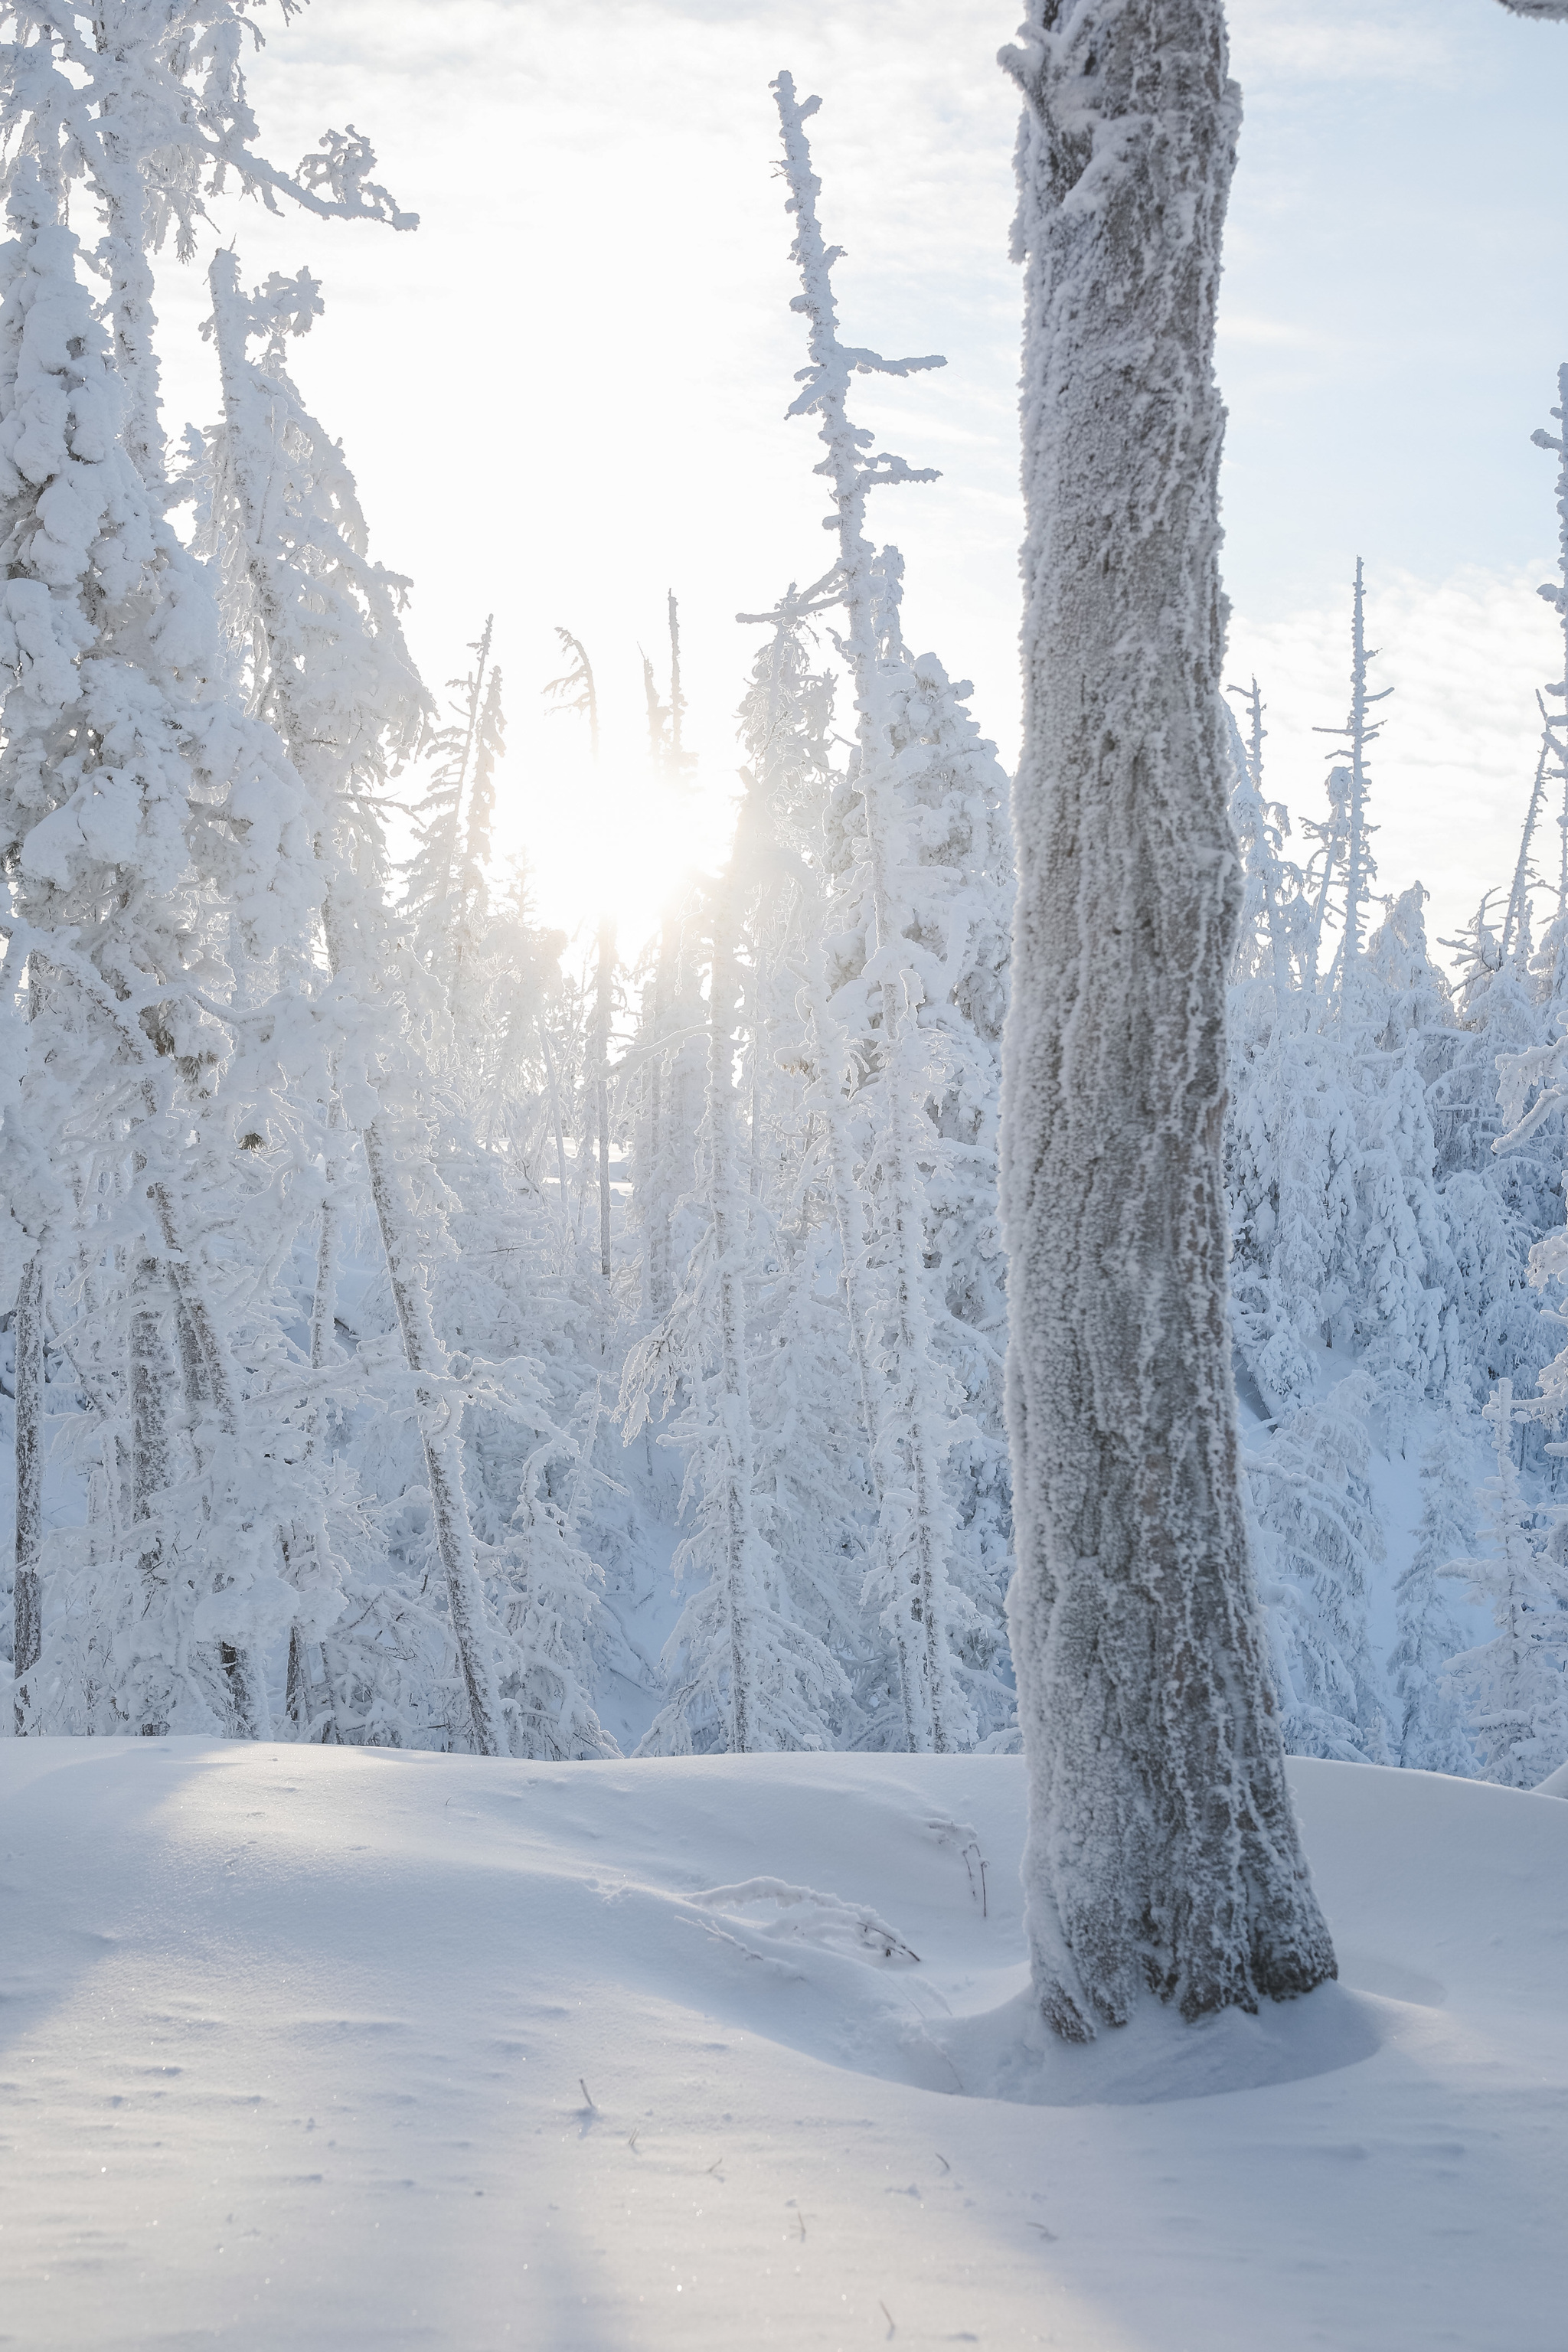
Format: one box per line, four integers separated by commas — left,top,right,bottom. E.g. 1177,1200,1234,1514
935,2152,951,2174
880,2300,896,2337
580,2078,596,2111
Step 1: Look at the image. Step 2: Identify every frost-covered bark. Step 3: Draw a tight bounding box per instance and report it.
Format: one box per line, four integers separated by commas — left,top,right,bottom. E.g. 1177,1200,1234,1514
11,1242,42,1731
1001,0,1335,2035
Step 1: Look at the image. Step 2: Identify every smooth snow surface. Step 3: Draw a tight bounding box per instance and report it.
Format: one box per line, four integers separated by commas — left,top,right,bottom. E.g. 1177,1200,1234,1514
1,1745,1563,2350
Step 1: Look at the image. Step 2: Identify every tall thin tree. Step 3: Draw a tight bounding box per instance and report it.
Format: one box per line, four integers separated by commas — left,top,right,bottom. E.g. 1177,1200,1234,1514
773,72,973,1754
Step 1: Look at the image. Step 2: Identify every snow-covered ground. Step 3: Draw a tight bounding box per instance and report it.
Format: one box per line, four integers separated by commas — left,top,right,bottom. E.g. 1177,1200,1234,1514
1,1743,1562,2351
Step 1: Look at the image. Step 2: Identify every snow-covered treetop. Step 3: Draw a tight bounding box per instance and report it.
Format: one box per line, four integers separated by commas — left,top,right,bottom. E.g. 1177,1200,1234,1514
544,629,598,762
198,247,428,831
1,1,413,487
772,71,944,579
0,2,416,234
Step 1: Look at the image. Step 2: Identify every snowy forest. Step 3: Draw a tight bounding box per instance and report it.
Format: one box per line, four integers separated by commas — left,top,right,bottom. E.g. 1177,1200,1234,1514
1,0,1566,1808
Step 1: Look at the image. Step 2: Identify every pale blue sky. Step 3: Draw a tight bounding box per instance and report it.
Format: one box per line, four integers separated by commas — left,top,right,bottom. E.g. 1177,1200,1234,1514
146,0,1568,949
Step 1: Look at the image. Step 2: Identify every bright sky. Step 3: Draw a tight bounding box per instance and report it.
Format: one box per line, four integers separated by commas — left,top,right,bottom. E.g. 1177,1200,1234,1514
146,0,1568,964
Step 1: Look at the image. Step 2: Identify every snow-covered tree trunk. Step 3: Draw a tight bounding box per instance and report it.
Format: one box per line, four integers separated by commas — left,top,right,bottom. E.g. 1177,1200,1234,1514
358,1102,505,1758
310,1091,345,1390
645,932,672,1315
318,898,505,1759
1000,0,1336,2037
593,919,616,1284
11,1244,43,1733
129,1252,173,1733
705,888,760,1750
800,958,882,1497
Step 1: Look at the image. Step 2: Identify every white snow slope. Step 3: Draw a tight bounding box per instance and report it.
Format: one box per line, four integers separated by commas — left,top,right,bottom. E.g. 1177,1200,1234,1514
0,1743,1562,2351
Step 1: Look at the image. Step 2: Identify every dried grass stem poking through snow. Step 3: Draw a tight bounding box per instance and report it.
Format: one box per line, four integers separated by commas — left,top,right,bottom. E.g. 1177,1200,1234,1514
691,1879,921,1963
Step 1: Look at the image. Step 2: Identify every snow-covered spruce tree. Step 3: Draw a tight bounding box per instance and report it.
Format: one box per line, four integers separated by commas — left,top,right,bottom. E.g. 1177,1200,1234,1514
734,576,884,1491
630,893,707,1323
544,627,599,760
0,158,322,1737
403,616,498,1030
1282,572,1452,1432
724,637,878,1739
1314,562,1390,1015
1445,1380,1568,1787
1223,681,1334,1414
999,1,1335,2035
1352,888,1453,1430
0,0,415,498
1530,366,1568,888
590,916,617,1285
1390,1404,1479,1775
621,861,848,1753
198,250,511,1756
870,550,1016,1724
1248,1373,1390,1764
773,74,975,1753
1436,893,1559,1408
797,546,1016,1736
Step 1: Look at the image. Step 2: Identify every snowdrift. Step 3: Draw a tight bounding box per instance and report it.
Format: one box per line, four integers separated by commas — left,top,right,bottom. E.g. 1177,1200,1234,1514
1,1742,1563,2350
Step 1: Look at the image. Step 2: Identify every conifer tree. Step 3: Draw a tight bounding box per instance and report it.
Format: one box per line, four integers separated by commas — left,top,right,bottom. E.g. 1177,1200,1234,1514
0,162,318,1738
0,2,415,494
198,247,508,1756
544,629,599,761
404,617,497,1024
1223,681,1330,1413
622,864,846,1753
1446,1380,1568,1786
1390,1406,1478,1775
773,72,974,1755
1250,1374,1390,1763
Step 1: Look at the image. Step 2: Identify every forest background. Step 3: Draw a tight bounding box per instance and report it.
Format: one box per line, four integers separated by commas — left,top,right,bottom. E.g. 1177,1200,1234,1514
5,0,1568,1782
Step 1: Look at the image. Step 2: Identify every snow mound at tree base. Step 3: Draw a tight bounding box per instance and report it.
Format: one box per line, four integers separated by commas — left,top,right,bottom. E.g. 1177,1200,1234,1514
1,1742,1563,2351
938,1975,1386,2106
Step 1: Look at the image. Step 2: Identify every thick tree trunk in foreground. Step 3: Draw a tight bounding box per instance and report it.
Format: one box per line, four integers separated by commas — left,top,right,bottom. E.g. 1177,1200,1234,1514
11,1247,43,1734
1000,0,1335,2038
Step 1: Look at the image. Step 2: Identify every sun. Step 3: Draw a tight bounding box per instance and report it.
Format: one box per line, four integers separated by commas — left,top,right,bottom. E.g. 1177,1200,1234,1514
491,700,741,962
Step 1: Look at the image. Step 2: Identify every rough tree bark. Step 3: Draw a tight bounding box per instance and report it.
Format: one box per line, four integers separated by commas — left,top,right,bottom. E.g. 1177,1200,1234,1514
999,0,1337,2039
11,1246,43,1734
